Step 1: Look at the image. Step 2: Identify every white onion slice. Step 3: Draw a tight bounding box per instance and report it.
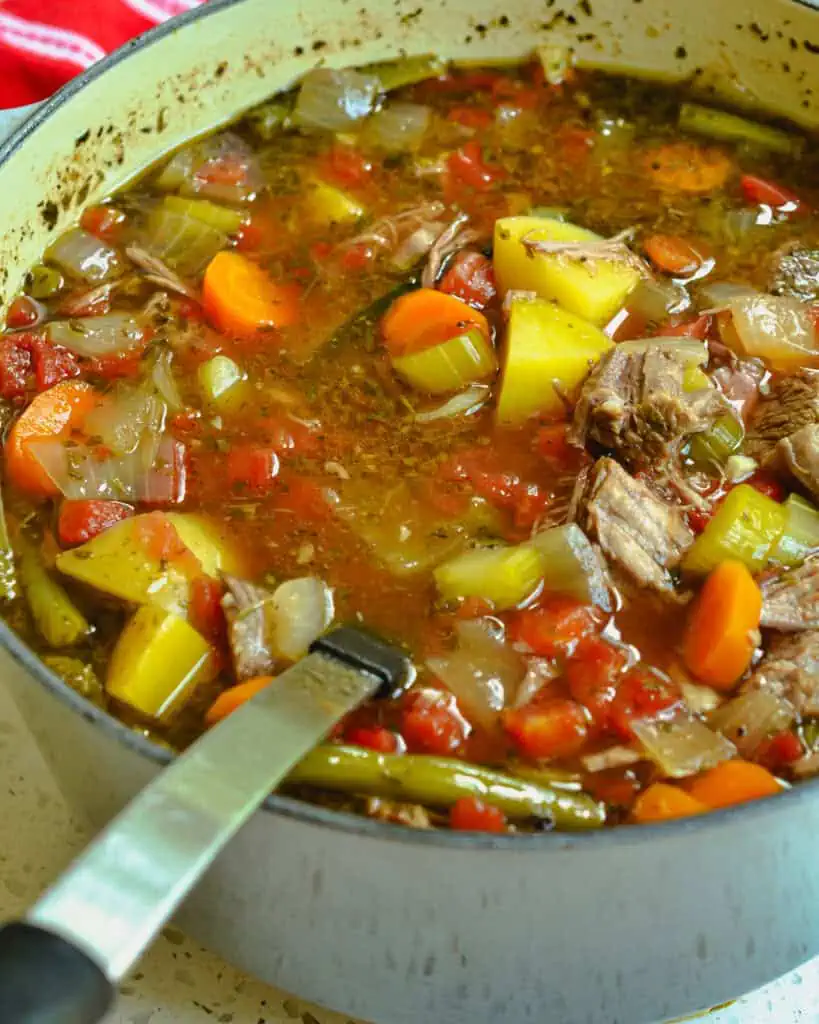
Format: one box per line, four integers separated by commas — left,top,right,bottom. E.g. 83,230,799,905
414,385,490,423
631,710,736,779
151,349,184,413
47,314,145,358
696,280,758,312
365,102,431,152
155,132,263,204
709,688,796,757
427,618,524,729
294,68,380,132
628,276,690,321
724,294,816,364
45,228,123,283
270,577,334,661
83,385,166,455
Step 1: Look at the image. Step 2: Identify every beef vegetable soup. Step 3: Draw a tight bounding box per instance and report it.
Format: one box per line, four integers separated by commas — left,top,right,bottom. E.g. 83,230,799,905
3,54,819,833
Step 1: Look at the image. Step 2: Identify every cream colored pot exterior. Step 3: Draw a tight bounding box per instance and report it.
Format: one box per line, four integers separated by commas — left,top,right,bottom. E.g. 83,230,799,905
2,2,819,1021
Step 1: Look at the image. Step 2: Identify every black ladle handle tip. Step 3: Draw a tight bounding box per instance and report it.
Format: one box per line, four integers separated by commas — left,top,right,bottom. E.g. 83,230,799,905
0,921,114,1024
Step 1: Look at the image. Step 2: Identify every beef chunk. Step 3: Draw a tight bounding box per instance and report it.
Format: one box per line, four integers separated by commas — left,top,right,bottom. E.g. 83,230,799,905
744,630,819,716
569,345,724,465
779,423,819,502
761,556,819,631
768,242,819,303
221,575,276,680
745,369,819,463
576,457,693,594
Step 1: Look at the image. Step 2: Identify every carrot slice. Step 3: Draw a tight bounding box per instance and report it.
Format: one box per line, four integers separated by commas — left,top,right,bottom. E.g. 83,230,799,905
643,142,732,194
631,783,707,824
202,251,300,338
683,559,762,690
205,676,275,726
643,234,705,276
381,287,490,357
5,380,98,497
684,760,782,809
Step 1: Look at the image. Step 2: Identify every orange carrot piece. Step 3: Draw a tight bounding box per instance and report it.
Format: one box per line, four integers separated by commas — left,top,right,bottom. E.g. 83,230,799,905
381,287,490,357
631,783,708,824
205,675,275,726
684,759,783,809
643,142,732,194
203,251,300,338
5,380,98,497
683,560,762,690
644,234,705,276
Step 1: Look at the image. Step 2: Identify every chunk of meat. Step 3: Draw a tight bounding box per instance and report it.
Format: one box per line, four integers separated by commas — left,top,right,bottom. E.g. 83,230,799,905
767,242,819,303
779,423,819,502
761,556,819,631
569,345,724,464
743,630,819,716
221,574,276,681
745,369,819,463
576,457,694,594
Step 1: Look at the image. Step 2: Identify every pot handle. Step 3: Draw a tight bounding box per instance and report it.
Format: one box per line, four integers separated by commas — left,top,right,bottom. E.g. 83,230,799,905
0,103,41,148
0,921,114,1023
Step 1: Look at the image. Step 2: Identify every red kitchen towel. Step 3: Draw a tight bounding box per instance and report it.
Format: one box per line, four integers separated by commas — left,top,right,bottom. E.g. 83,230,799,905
0,0,206,108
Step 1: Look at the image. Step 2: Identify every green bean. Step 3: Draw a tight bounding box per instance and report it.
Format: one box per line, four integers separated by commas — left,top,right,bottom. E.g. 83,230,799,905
679,102,803,157
18,540,90,647
287,745,605,829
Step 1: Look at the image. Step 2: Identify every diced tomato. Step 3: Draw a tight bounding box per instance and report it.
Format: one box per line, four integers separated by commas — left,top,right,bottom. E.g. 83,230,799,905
507,597,600,658
80,204,126,241
30,338,80,391
346,725,399,753
504,698,589,760
565,636,627,725
534,422,581,470
449,796,507,833
86,349,144,380
134,511,194,567
227,446,281,492
319,144,373,190
438,251,497,309
740,174,805,215
189,575,227,647
657,314,712,340
340,242,377,274
401,691,466,755
233,221,263,251
585,768,641,810
5,296,40,329
608,667,682,741
0,337,33,400
758,729,803,769
170,409,202,437
57,499,134,546
686,506,713,535
447,142,505,193
746,470,786,503
447,106,493,130
143,439,188,507
437,448,550,532
197,155,248,186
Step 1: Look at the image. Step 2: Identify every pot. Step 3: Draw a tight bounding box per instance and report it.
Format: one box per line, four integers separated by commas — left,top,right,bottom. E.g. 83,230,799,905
2,2,819,1021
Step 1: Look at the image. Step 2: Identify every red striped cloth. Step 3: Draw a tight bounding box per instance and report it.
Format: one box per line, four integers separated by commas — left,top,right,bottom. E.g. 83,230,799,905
0,0,205,108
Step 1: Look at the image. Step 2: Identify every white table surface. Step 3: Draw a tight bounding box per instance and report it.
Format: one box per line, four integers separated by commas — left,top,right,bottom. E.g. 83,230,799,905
1,681,817,1024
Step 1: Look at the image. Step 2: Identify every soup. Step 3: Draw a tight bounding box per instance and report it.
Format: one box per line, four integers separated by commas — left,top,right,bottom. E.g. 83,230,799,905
2,54,819,833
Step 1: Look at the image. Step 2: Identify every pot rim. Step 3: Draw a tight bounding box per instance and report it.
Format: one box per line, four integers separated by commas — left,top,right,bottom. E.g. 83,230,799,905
1,0,816,852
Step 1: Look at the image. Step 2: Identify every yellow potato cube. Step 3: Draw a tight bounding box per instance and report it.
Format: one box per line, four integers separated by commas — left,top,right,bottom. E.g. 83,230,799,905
305,178,365,225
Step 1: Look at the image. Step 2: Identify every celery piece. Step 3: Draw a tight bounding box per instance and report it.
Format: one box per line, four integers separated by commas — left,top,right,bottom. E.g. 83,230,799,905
365,55,448,91
434,544,544,610
198,354,248,408
245,99,293,141
391,328,497,395
772,493,819,567
682,365,712,393
683,483,787,575
106,605,213,721
688,413,744,467
146,202,227,276
679,102,803,156
527,523,611,611
25,263,64,299
19,540,90,647
162,195,244,234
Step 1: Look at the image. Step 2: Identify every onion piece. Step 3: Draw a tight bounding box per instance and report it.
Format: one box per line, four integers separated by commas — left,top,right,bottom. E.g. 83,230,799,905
391,222,445,270
83,385,166,455
45,228,123,283
527,523,612,612
709,688,796,757
617,337,708,365
581,745,642,773
722,294,816,366
46,314,145,358
426,618,525,729
365,102,431,152
151,348,184,413
414,385,490,423
628,276,690,321
513,656,560,709
696,280,758,312
29,434,160,501
294,68,380,132
270,577,334,661
631,710,736,778
155,132,263,204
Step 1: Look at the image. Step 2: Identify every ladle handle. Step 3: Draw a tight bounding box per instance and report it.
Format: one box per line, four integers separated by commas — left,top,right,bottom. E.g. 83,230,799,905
0,922,114,1023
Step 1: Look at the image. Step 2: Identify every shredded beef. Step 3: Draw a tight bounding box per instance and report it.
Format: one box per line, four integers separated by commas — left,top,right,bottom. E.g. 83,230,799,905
576,457,693,594
569,345,724,465
221,575,276,680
